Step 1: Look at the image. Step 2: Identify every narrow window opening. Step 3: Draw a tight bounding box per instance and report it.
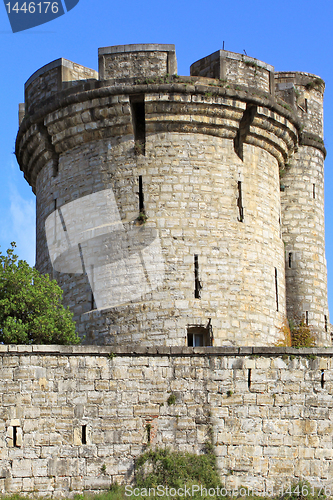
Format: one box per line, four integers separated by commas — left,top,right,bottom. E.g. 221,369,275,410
194,254,202,299
54,199,57,211
91,292,96,311
275,268,279,312
146,423,151,444
13,426,17,447
288,252,292,268
306,311,309,326
325,315,328,332
304,98,308,113
248,369,252,390
237,181,244,222
313,184,316,199
139,175,145,213
82,425,87,445
53,161,58,177
321,370,325,389
130,95,146,155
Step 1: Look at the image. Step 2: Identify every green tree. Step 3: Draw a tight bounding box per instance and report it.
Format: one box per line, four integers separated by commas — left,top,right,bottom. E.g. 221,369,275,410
0,243,80,345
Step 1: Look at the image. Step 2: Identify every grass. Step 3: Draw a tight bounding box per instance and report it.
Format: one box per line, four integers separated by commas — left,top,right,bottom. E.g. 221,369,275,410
0,479,328,500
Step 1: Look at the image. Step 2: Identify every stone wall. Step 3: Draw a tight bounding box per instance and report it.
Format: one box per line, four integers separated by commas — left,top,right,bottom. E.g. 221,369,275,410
1,346,333,497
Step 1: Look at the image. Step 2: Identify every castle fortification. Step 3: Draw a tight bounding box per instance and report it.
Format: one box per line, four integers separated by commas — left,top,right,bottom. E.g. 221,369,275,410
16,44,329,347
8,45,333,496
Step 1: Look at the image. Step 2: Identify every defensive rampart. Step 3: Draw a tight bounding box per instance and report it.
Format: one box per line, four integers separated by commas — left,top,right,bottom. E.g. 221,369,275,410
1,346,333,496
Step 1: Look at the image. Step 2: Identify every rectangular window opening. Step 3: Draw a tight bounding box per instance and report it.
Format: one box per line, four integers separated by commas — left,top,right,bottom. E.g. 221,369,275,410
325,315,328,333
321,370,325,389
306,311,309,326
288,252,292,269
313,184,316,199
237,181,244,222
130,95,146,155
82,425,87,445
54,198,57,211
275,268,279,312
194,254,202,299
187,326,211,347
139,175,145,213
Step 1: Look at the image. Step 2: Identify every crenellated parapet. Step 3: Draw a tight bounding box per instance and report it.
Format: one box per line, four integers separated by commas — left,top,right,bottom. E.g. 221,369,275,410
17,76,300,192
15,45,330,346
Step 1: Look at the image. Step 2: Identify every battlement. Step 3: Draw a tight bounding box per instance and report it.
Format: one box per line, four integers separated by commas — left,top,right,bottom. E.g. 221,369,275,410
275,71,325,138
98,43,177,80
191,49,275,95
24,58,98,114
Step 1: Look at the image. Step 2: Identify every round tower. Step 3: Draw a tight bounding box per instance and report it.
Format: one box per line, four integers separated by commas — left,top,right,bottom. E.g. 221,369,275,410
276,72,329,344
16,45,326,347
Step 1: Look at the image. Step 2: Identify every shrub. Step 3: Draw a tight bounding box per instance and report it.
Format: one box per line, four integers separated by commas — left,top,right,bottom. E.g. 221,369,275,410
289,316,316,348
0,243,80,345
135,447,221,490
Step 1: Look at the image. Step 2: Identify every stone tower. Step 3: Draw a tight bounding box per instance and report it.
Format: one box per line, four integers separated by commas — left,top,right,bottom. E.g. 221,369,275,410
15,44,330,346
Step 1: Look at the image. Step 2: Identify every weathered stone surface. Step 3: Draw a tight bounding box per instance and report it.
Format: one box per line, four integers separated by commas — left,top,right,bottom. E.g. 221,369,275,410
0,349,331,495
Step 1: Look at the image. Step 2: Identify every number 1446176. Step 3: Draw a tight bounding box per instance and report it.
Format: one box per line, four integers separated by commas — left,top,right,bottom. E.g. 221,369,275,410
5,2,59,14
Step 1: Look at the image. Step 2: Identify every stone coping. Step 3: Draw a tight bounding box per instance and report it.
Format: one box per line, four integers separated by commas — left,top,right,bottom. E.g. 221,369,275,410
98,43,176,56
1,345,333,356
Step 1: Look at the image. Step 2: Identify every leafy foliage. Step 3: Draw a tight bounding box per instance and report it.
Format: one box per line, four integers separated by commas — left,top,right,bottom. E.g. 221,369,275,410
276,318,292,347
277,317,316,347
0,243,80,345
135,446,221,490
289,317,316,348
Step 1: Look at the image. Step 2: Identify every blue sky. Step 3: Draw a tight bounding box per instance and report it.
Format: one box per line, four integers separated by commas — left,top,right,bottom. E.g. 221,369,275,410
1,0,333,315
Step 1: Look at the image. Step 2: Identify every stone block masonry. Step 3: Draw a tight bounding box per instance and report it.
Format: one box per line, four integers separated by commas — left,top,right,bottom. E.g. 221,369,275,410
0,347,333,496
15,44,330,347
